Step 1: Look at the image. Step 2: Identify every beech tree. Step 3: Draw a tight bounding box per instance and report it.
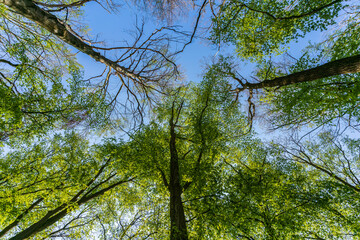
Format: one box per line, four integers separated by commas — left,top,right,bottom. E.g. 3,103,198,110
204,1,360,238
0,132,136,239
0,0,178,83
1,80,359,239
90,78,358,239
0,0,191,143
0,0,197,237
207,0,360,128
121,77,248,239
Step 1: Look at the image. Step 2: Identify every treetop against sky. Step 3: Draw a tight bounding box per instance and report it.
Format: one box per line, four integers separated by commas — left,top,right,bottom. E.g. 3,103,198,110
0,0,360,239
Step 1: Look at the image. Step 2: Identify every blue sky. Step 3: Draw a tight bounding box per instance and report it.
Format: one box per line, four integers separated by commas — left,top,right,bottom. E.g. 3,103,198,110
78,2,226,83
74,2,327,137
78,1,326,86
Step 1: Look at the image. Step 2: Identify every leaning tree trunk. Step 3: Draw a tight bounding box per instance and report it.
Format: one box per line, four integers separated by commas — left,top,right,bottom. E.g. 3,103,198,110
238,54,360,91
1,0,138,80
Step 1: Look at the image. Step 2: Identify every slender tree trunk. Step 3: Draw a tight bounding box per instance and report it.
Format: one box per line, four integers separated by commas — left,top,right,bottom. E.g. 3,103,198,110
0,198,43,238
169,110,188,240
8,208,69,240
238,54,360,91
7,178,132,240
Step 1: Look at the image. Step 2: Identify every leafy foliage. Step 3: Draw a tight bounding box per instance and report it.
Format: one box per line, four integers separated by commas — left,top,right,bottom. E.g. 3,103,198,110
0,7,110,143
1,0,360,239
211,0,342,60
0,132,136,239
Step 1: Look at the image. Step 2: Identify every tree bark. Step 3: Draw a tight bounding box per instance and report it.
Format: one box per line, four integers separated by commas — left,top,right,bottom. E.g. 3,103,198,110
169,106,188,240
1,0,138,80
0,198,43,238
238,54,360,91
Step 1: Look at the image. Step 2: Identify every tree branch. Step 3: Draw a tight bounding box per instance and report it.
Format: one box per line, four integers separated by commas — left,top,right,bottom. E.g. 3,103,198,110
235,54,360,91
1,0,141,81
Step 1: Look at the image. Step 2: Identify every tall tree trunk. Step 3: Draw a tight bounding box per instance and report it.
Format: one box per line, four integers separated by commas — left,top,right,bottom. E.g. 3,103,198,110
238,54,360,91
169,108,188,240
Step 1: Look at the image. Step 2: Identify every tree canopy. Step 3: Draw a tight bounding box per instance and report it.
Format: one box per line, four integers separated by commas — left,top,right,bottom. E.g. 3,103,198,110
0,0,360,239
